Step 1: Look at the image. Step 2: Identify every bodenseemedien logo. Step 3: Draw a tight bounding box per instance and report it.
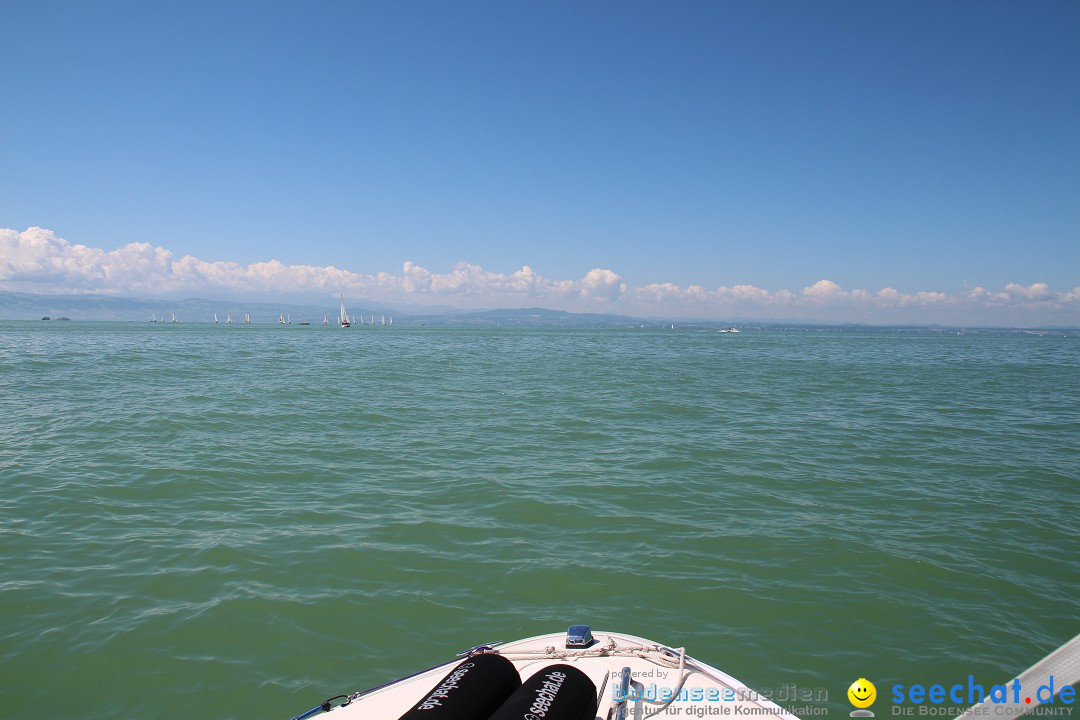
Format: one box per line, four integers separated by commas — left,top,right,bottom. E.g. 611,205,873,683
849,678,877,717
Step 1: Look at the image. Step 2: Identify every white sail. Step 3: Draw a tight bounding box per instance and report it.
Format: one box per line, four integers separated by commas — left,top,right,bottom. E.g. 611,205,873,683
214,313,218,323
339,294,351,327
322,314,328,325
226,313,233,324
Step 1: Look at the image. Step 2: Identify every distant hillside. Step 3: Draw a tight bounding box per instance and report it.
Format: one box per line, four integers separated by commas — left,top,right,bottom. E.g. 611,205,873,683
0,291,376,324
0,293,659,328
2,291,1076,333
0,293,651,328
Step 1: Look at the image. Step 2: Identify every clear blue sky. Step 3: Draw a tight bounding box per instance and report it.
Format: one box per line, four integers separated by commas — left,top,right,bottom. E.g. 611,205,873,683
1,0,1078,319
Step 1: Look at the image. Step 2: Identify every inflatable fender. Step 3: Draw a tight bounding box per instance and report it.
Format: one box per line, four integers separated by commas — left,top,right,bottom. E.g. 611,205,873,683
397,653,521,720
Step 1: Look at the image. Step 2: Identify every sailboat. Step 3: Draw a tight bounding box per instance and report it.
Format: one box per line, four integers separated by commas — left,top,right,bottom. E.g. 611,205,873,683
171,312,178,323
389,315,393,326
381,314,385,326
226,313,233,324
279,313,285,325
322,314,328,325
339,294,351,328
244,313,252,324
150,312,157,323
214,313,219,324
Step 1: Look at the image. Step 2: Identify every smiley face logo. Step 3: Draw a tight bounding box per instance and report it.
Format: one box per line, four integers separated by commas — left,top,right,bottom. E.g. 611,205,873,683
848,678,876,709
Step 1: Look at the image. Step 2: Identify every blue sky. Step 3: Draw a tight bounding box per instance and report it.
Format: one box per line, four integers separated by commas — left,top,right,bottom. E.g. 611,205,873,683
1,1,1078,322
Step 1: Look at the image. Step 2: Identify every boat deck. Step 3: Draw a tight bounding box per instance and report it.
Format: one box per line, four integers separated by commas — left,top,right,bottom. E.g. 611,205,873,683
318,631,801,720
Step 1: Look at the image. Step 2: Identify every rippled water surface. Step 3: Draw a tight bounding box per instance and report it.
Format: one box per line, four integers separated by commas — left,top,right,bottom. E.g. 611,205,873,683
1,322,1077,719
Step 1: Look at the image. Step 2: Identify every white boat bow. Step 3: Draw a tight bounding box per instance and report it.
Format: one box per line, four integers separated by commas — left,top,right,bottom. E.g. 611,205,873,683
290,629,801,720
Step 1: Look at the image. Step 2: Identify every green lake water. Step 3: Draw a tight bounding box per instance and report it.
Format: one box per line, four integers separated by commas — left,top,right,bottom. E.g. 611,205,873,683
1,322,1076,718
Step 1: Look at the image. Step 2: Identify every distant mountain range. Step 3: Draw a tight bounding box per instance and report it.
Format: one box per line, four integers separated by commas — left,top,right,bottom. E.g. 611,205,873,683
0,291,655,327
0,291,377,324
0,291,648,327
1,291,1077,333
0,291,665,328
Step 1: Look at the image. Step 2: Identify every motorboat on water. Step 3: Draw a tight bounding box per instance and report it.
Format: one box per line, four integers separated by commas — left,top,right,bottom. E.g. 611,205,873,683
288,627,801,720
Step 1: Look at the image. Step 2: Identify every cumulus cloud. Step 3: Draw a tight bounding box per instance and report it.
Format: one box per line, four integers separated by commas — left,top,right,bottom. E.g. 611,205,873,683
1,227,1077,325
1004,282,1052,300
803,279,845,299
0,227,625,310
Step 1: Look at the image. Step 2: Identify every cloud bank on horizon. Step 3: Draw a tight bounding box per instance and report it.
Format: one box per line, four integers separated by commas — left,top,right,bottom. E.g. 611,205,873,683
2,227,1077,325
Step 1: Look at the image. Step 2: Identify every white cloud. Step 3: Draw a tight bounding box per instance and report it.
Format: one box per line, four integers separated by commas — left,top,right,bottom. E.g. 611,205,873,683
1,227,1077,325
1004,282,1052,300
802,279,846,300
578,268,626,302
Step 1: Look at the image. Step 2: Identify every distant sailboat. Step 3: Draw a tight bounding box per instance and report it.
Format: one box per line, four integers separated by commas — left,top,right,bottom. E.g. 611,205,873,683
389,315,393,326
244,313,252,324
339,294,351,328
279,313,285,325
150,312,157,323
214,313,219,324
322,314,328,325
381,314,385,326
226,313,234,324
171,312,178,323
287,314,292,325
